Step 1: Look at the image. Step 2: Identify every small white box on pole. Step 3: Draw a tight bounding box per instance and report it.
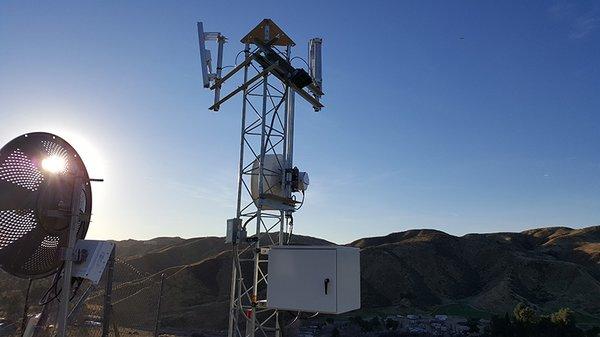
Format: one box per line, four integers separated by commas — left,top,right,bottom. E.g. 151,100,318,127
266,245,360,314
72,240,115,285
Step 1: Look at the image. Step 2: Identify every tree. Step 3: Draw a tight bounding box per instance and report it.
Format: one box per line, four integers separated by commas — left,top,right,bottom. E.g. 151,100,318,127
513,302,538,324
551,308,575,327
486,305,591,337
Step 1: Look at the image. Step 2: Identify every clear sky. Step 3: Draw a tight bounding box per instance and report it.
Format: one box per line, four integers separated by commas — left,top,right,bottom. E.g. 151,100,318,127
1,1,598,243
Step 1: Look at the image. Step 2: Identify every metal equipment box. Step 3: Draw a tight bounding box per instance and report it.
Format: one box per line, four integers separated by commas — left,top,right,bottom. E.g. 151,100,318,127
266,246,360,314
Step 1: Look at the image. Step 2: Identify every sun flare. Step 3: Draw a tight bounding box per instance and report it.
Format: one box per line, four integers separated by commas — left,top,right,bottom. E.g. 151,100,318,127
41,155,67,174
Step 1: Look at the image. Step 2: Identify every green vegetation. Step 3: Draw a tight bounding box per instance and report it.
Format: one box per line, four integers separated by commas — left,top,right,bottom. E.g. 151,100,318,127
486,303,600,337
514,302,537,323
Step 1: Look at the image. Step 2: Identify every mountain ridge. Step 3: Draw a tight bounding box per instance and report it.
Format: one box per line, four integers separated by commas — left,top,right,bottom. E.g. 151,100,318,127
1,225,598,331
107,225,600,330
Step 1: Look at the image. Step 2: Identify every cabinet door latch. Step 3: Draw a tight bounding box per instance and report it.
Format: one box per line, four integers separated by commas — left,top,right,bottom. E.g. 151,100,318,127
324,278,330,295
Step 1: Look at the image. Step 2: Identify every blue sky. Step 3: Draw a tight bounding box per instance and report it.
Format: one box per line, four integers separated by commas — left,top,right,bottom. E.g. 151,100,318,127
0,1,598,243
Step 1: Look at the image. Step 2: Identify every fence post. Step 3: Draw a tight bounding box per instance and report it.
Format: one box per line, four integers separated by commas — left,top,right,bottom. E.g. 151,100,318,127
154,273,165,337
102,247,116,337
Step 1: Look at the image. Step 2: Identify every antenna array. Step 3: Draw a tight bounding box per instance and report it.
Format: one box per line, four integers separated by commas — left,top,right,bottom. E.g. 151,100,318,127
198,19,324,337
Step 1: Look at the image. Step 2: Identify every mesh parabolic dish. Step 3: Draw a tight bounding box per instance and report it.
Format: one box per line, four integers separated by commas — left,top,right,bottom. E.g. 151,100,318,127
0,132,92,279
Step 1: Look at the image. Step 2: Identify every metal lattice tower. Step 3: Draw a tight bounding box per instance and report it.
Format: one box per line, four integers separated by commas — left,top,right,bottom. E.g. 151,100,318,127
197,19,323,337
228,46,291,336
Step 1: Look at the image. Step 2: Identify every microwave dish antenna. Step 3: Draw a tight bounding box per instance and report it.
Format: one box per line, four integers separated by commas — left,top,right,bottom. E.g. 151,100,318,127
0,132,92,278
0,132,115,337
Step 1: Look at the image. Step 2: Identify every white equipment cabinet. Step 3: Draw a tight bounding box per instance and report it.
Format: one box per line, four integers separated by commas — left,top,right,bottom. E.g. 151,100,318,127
267,246,360,314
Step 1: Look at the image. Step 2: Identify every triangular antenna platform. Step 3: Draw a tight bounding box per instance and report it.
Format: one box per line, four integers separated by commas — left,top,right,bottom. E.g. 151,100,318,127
241,19,295,46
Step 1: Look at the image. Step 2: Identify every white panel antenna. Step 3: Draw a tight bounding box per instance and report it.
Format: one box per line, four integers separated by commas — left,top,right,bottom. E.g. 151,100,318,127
197,22,226,110
308,38,323,97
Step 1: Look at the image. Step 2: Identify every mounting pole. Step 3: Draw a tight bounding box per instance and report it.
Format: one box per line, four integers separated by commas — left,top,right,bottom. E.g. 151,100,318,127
214,36,225,108
56,174,84,337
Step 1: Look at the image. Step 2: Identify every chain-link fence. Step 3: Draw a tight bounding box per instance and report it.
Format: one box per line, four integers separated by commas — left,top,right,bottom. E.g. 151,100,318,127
0,255,229,337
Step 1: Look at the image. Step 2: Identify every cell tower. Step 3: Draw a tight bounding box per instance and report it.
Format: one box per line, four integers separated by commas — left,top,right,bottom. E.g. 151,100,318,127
198,19,358,337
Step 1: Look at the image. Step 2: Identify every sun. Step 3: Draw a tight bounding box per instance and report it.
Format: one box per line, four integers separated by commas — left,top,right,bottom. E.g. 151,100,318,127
41,155,67,174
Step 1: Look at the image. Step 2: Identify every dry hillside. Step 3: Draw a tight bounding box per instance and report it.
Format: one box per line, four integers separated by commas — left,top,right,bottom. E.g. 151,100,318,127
1,226,599,331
